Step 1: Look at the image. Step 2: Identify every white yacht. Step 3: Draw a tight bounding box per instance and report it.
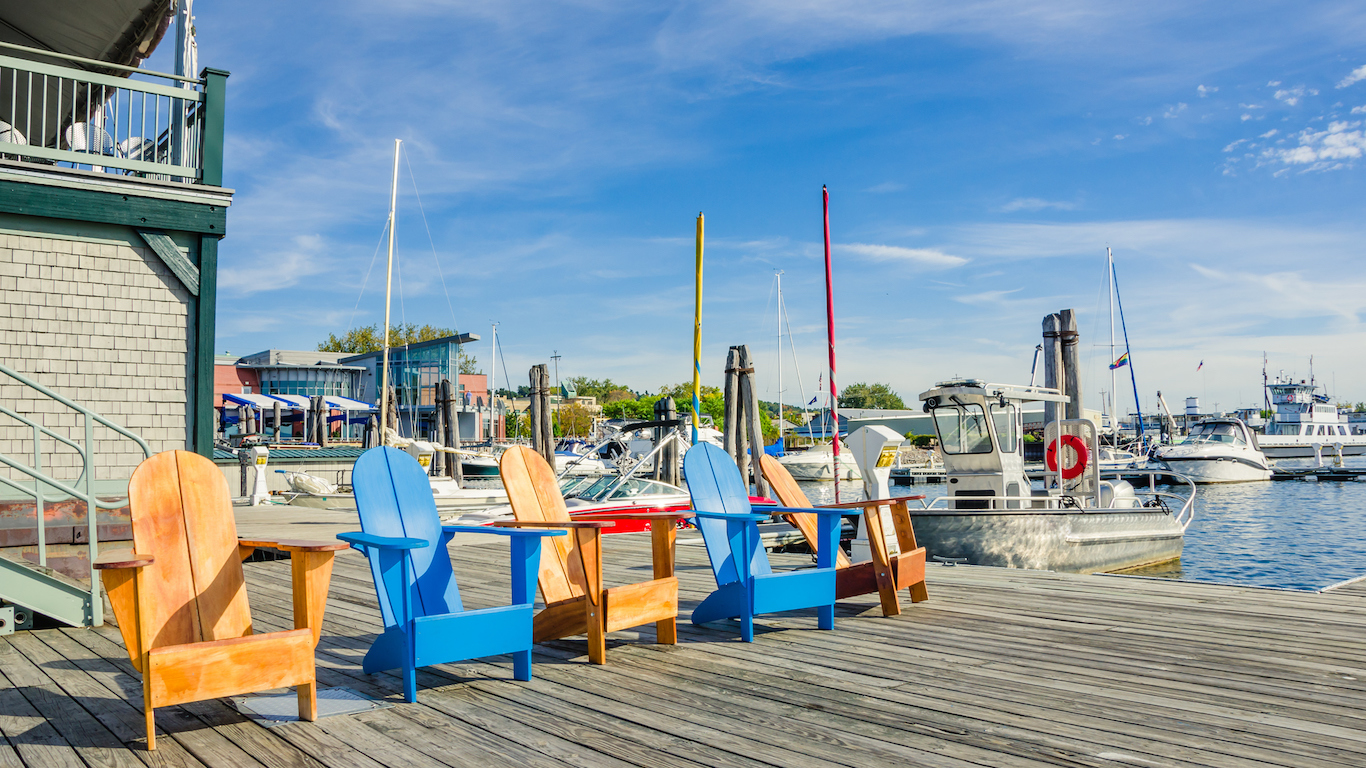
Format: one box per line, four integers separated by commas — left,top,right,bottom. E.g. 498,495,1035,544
1258,379,1366,458
1155,418,1271,483
912,379,1193,573
776,442,862,481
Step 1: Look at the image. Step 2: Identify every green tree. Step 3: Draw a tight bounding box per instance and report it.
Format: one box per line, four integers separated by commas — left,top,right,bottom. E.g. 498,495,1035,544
319,323,478,374
838,382,906,410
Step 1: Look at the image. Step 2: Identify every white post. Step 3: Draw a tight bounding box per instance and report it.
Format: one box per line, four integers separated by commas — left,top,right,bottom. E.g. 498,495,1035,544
378,139,401,444
776,271,784,451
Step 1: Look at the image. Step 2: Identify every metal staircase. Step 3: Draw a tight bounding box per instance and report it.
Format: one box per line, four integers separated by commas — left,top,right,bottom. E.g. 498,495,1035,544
0,362,151,628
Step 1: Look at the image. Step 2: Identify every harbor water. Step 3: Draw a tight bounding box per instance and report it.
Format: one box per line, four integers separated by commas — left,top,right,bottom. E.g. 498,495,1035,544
794,459,1366,591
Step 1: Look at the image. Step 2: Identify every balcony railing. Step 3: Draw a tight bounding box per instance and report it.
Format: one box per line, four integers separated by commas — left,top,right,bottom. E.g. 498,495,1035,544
0,41,225,185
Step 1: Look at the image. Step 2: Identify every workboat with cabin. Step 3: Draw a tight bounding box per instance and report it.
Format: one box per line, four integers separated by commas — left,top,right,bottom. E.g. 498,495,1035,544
1154,418,1271,483
913,379,1194,573
1258,378,1366,458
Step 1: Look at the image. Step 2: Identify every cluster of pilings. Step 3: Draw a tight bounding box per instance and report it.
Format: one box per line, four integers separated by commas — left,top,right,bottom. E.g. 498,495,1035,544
1042,309,1083,424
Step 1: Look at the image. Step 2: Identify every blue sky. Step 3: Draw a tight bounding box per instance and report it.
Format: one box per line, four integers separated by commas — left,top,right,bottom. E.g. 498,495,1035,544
151,2,1366,415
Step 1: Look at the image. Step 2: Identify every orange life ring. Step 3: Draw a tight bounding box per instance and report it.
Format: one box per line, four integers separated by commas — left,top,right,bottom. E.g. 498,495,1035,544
1046,434,1090,480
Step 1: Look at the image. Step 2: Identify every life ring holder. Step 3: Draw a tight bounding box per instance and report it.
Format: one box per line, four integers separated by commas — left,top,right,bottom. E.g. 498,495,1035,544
1046,434,1090,480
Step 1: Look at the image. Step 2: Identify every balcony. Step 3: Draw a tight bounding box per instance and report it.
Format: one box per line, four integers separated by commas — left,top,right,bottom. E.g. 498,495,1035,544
0,41,225,186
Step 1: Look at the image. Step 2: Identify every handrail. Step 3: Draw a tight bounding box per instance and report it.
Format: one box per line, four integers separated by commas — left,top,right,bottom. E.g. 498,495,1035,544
0,405,90,487
0,364,152,456
0,40,203,84
918,470,1197,530
0,454,128,510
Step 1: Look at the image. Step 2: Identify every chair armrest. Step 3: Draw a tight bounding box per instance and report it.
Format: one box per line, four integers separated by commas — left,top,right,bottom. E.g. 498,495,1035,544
240,538,350,553
93,550,154,570
492,520,615,529
442,525,567,538
687,509,770,522
336,531,429,550
766,505,848,517
811,497,925,509
570,511,695,522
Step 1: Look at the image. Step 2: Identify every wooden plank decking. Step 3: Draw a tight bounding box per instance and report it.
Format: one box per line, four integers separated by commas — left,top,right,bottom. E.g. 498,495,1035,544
2,533,1365,768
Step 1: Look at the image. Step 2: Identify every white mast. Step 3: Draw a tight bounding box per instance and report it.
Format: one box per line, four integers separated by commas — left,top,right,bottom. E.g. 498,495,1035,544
378,139,401,444
775,271,784,449
489,322,498,440
1108,247,1117,430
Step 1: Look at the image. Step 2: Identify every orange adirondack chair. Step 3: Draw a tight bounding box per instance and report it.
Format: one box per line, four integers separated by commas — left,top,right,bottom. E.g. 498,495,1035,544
495,445,692,664
758,454,928,616
94,450,346,750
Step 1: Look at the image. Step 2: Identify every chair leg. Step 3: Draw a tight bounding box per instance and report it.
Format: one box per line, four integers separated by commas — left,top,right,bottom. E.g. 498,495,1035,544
297,681,318,721
144,707,155,751
402,663,418,703
818,603,835,631
143,677,155,750
513,649,532,681
586,601,607,664
740,611,754,642
910,581,929,603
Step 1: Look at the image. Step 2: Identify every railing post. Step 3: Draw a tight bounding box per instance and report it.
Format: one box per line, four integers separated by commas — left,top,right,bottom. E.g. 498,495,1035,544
85,412,101,626
33,424,44,567
198,67,229,187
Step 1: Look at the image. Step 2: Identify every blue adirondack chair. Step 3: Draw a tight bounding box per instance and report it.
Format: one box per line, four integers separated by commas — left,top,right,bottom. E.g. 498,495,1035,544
338,447,565,702
682,443,844,641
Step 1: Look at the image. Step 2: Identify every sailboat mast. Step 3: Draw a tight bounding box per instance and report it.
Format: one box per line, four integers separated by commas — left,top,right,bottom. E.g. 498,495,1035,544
776,270,784,450
489,322,498,440
1108,248,1117,428
692,213,704,445
822,186,841,503
378,139,401,444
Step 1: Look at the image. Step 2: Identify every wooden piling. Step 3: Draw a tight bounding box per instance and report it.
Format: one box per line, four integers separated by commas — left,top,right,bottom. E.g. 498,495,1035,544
737,345,768,498
723,347,740,463
272,401,282,442
441,379,462,479
1060,308,1082,421
529,364,555,467
1042,313,1063,425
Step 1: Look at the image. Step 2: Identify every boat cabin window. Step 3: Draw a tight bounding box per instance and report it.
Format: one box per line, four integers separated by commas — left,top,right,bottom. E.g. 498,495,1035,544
932,403,994,454
989,403,1018,453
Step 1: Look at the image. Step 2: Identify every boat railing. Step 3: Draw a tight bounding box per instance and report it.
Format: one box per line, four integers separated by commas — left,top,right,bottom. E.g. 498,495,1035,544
0,41,226,184
915,472,1196,530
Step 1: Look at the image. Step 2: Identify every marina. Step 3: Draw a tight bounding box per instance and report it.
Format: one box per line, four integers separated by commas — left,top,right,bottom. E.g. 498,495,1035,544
3,532,1366,768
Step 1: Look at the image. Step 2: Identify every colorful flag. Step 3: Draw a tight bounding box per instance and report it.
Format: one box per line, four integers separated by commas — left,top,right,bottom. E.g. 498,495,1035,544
1109,352,1129,370
808,394,819,406
1196,360,1204,372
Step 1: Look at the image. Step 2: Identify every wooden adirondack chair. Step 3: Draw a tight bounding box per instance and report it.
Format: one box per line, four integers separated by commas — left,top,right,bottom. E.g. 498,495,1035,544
338,446,565,702
759,454,929,616
495,445,692,665
682,443,844,641
93,450,346,750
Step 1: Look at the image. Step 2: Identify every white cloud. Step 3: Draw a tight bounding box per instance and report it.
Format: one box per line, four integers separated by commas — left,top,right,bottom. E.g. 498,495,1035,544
1239,103,1263,109
1261,120,1366,172
1241,114,1253,121
840,243,968,268
1259,129,1278,139
865,181,906,194
1268,80,1282,87
1163,102,1188,118
1337,65,1366,89
953,288,1023,305
1223,139,1247,152
1274,86,1306,106
219,235,329,295
1114,134,1127,140
1352,106,1366,115
1000,197,1078,212
1139,116,1153,125
1197,85,1217,97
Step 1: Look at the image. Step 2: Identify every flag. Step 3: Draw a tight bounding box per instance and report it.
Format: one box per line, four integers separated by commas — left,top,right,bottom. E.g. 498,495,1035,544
1196,360,1204,372
1109,352,1129,370
808,394,819,406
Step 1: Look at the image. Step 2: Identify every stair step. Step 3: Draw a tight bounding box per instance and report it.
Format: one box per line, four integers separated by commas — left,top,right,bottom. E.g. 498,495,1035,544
0,553,96,627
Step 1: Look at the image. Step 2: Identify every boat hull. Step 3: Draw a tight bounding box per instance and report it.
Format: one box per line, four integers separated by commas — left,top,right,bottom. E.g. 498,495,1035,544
1157,457,1271,483
908,509,1184,573
776,457,862,482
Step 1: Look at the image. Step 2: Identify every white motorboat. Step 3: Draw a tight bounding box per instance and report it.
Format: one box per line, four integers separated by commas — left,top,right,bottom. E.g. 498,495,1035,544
912,379,1194,573
1155,418,1271,483
281,470,507,512
1258,378,1366,458
1097,446,1144,471
776,443,862,481
454,474,692,529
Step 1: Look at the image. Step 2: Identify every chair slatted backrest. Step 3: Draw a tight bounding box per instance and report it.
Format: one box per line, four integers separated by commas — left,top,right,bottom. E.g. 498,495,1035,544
123,450,253,653
682,444,771,587
353,447,463,627
498,446,584,605
758,455,852,568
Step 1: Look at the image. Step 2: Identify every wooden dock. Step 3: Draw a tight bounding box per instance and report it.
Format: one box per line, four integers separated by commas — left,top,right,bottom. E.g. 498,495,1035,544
3,533,1365,767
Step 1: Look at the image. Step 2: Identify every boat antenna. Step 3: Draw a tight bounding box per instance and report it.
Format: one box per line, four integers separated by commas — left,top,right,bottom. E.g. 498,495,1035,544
1262,352,1269,413
1111,258,1145,443
1107,247,1117,431
775,271,784,451
1028,344,1043,386
378,139,401,446
822,186,841,502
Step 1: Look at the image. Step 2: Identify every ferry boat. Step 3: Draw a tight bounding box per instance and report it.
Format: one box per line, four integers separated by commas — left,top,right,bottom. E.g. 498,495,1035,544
912,379,1194,573
1259,379,1366,458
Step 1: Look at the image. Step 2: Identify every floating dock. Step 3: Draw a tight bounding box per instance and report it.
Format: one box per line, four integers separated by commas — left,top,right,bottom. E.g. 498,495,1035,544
2,532,1363,767
1270,467,1366,481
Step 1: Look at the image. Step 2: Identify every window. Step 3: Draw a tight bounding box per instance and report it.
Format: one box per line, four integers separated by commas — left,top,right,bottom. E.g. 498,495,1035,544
989,403,1017,453
932,403,994,454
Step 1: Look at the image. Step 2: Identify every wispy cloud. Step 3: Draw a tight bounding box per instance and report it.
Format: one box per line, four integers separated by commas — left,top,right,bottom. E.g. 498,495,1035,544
953,288,1023,305
840,243,968,268
1000,197,1078,212
1163,102,1188,118
865,181,906,194
1337,65,1366,89
1197,84,1217,97
219,235,329,295
1273,85,1317,106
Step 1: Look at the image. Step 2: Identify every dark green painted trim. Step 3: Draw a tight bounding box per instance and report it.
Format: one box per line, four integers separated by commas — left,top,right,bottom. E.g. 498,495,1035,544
136,229,199,296
194,235,219,458
200,68,229,188
0,178,227,235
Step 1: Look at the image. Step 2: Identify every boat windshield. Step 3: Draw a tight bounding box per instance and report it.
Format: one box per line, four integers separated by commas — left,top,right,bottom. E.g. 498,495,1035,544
989,403,1017,453
1187,423,1246,446
932,403,994,454
578,477,675,502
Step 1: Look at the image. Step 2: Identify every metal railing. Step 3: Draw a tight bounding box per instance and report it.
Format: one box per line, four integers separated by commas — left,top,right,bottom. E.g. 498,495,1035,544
0,41,221,183
0,362,152,626
916,470,1197,530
